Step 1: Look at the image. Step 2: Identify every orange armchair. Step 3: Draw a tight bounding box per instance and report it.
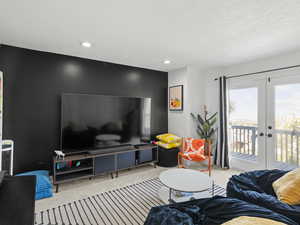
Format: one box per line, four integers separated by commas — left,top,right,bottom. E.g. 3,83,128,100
178,138,212,176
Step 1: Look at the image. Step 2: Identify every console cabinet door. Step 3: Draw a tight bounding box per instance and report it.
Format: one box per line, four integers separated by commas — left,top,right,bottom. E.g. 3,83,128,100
94,155,115,174
117,152,135,170
139,149,153,163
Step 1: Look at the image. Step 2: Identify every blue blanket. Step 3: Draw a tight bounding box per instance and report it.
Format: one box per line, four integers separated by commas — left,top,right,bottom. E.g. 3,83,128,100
144,196,298,225
227,170,300,223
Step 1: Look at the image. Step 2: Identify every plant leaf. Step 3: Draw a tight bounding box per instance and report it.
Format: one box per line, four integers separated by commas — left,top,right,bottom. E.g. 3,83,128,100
197,125,205,135
196,130,205,138
207,112,217,121
191,113,196,119
203,122,210,131
191,110,217,140
208,128,215,138
209,117,217,127
197,114,205,125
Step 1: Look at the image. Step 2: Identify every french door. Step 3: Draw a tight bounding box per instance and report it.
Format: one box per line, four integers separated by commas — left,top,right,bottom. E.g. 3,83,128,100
228,75,267,170
228,68,300,170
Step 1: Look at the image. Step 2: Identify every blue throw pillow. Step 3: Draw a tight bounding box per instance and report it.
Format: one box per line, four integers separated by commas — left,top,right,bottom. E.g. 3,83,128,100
16,170,53,200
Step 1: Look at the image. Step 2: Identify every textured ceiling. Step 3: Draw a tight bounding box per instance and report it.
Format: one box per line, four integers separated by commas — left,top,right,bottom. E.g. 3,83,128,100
1,0,300,71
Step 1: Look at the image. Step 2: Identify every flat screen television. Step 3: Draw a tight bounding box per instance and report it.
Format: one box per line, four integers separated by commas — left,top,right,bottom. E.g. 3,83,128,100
61,94,151,154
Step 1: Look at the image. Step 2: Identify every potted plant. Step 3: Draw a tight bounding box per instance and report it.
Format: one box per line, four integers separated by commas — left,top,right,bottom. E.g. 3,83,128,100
191,106,217,156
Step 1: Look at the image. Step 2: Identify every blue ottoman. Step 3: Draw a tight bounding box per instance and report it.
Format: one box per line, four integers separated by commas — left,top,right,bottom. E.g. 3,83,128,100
16,170,53,200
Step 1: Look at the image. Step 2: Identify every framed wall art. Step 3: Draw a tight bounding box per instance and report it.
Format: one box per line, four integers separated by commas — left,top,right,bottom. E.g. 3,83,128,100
169,85,183,111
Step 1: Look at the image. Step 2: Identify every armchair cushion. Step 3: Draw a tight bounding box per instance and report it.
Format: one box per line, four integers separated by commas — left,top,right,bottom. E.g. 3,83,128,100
181,138,206,161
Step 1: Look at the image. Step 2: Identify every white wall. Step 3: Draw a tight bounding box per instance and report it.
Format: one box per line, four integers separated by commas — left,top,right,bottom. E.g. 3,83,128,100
223,51,300,76
168,66,206,138
187,66,209,137
203,67,225,114
168,67,189,137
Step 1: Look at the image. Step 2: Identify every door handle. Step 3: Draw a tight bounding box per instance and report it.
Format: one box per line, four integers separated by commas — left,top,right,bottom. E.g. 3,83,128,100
267,133,272,137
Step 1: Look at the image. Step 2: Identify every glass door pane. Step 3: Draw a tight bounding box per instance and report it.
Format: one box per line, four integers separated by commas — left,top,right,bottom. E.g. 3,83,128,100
229,88,258,160
228,77,267,171
270,82,300,169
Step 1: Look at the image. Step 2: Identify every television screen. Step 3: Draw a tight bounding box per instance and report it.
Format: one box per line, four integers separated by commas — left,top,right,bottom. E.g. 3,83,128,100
61,94,151,153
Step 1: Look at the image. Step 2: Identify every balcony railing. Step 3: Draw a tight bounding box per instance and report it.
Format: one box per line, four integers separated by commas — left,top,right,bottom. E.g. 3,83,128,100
275,129,300,166
230,125,257,156
230,125,300,166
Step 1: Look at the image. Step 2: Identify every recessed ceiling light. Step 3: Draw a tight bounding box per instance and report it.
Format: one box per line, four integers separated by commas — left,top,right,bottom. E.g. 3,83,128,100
81,42,92,48
164,59,171,64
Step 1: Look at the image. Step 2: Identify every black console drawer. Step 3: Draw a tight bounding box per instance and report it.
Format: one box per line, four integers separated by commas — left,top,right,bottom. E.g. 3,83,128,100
94,155,115,174
117,152,135,170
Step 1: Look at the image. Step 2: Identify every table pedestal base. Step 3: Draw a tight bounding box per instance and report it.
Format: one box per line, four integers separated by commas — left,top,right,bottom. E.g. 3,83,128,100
158,186,212,204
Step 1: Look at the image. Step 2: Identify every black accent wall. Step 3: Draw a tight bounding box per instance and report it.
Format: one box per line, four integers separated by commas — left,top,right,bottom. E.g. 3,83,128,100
0,45,168,173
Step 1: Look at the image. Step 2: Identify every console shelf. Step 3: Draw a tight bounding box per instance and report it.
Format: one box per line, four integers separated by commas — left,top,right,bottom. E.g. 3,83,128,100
56,171,94,184
53,145,158,192
56,165,93,175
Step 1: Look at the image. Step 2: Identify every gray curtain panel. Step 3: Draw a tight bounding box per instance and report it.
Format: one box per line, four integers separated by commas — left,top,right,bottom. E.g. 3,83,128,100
214,76,230,168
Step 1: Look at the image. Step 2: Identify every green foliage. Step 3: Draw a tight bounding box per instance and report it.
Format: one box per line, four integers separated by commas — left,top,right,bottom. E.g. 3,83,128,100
191,110,217,140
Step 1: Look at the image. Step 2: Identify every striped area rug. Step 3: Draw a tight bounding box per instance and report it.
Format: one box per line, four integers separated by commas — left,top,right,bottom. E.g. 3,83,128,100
35,177,226,225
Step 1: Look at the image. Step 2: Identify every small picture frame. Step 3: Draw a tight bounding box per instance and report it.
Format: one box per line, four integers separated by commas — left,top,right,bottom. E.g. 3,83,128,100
169,85,183,111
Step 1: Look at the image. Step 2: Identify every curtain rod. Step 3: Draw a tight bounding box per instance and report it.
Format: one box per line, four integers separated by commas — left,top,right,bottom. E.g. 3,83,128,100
213,64,300,81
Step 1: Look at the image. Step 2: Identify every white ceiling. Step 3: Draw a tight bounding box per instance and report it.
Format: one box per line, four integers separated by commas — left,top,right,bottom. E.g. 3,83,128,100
1,0,300,72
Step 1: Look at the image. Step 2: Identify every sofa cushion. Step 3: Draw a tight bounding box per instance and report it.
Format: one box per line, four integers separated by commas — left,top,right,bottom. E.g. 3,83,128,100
273,168,300,205
222,216,287,225
157,141,181,149
156,133,181,143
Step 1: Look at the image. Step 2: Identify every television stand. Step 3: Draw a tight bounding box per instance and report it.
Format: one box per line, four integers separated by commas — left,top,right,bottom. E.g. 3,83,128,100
53,144,158,192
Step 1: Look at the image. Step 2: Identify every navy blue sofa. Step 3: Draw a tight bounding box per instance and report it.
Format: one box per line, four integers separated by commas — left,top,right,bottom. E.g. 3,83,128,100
227,169,300,224
144,196,298,225
145,170,300,225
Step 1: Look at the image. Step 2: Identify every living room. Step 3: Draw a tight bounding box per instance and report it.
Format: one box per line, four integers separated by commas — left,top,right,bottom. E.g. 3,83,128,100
1,1,300,225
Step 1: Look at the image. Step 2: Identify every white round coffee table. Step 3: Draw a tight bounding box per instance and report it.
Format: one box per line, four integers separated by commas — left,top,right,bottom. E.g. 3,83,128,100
158,168,214,204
